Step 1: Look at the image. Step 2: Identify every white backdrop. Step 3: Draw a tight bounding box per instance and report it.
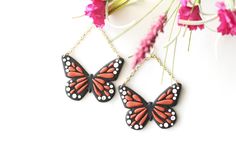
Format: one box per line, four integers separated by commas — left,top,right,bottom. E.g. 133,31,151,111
0,0,236,157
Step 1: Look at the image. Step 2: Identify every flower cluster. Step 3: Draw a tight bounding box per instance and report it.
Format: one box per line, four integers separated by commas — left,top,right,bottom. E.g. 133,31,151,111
178,5,204,30
81,0,236,69
216,2,236,35
132,15,167,68
85,0,106,28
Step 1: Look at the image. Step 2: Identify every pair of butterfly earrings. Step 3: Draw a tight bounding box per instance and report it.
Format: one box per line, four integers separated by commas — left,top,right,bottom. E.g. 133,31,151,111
62,26,182,130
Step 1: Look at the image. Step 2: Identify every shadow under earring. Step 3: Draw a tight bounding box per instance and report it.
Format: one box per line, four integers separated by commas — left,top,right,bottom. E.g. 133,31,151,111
118,53,182,130
62,26,124,102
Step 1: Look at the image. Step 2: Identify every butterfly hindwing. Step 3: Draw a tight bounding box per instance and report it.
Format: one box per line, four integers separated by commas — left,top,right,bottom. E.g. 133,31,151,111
152,105,177,129
152,83,182,129
91,57,124,102
62,55,89,101
92,79,115,102
119,85,150,130
65,78,89,101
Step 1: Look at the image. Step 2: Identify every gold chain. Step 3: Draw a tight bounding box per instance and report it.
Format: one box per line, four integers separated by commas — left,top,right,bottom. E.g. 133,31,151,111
66,25,120,57
101,30,121,57
66,26,93,55
124,53,178,85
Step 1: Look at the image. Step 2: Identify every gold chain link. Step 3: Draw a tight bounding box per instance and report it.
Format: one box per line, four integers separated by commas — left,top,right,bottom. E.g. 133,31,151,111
66,26,93,55
66,25,121,57
101,30,121,57
123,53,178,85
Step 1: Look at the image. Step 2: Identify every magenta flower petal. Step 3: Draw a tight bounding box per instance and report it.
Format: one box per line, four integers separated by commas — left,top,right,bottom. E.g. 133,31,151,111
85,0,106,28
216,2,236,36
178,5,204,30
132,15,167,68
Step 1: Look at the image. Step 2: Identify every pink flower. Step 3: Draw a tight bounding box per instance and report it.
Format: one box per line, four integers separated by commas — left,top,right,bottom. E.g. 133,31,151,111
132,15,167,68
178,5,204,30
85,0,106,28
216,2,236,36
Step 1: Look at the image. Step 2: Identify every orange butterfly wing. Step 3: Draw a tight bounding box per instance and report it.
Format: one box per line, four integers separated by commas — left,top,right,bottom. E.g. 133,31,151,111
152,83,182,129
92,58,124,102
119,85,150,130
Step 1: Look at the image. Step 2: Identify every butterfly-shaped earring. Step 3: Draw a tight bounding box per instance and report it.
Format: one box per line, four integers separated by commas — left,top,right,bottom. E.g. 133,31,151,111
62,26,124,102
119,54,182,130
119,83,181,130
62,55,124,102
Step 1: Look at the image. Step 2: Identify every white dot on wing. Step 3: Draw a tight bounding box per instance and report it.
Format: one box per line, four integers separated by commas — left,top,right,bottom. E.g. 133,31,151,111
66,87,70,91
122,91,127,95
114,63,119,68
164,123,169,128
72,94,77,99
102,96,106,100
171,116,176,120
172,89,177,94
134,125,139,130
127,119,131,124
66,61,71,66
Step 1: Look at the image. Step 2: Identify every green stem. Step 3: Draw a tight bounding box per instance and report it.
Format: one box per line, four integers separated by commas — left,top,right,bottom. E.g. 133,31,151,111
161,3,179,83
188,31,192,52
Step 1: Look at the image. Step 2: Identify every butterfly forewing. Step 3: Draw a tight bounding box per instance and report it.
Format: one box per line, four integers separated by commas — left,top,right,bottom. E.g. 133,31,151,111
94,57,124,81
119,85,150,130
62,55,89,78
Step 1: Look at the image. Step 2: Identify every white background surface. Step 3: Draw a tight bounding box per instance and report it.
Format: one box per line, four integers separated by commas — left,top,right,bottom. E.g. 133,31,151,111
0,0,236,157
